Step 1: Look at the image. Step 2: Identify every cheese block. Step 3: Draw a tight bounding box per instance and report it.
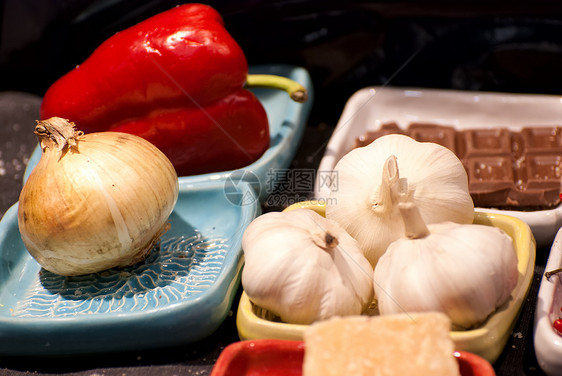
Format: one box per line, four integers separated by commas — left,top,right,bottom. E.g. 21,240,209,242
302,312,460,376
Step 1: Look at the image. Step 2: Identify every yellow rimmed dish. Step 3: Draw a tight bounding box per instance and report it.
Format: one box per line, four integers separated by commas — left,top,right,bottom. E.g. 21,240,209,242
236,200,536,364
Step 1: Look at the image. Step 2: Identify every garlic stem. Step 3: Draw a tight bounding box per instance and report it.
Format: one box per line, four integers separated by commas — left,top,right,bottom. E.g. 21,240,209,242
312,231,340,250
545,268,562,280
35,117,83,152
324,233,339,248
398,202,430,239
371,155,408,214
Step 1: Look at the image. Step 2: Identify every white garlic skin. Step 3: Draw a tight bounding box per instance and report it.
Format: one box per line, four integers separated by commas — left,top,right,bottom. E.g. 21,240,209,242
18,119,179,276
242,209,374,325
326,134,474,267
373,221,519,329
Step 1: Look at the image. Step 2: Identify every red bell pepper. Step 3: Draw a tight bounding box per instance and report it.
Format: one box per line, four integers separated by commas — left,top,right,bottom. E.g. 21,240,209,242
40,3,306,176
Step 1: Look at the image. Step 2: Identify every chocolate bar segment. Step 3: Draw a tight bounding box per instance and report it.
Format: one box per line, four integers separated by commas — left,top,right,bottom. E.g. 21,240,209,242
355,123,562,209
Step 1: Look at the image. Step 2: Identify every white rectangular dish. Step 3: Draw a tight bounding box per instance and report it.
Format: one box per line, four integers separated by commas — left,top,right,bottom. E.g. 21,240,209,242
534,227,562,375
315,86,562,248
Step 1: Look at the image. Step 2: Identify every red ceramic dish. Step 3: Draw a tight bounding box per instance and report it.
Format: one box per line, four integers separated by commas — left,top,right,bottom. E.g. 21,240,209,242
210,339,496,376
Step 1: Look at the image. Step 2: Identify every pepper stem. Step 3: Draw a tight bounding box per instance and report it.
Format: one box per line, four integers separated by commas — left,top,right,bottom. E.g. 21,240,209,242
35,117,83,152
398,202,430,239
245,74,308,103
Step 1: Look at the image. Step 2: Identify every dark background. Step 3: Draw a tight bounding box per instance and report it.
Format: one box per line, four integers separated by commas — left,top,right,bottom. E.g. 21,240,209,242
2,0,562,374
4,0,562,121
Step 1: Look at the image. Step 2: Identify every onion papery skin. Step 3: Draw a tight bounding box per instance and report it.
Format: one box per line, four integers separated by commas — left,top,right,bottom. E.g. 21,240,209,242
18,118,179,276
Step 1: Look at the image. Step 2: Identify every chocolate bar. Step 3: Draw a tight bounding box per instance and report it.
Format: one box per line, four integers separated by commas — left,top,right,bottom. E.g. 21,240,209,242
355,123,562,209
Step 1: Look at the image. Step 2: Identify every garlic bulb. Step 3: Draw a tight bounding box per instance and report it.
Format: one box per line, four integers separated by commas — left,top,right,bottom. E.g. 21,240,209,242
374,202,518,329
326,134,474,266
241,208,374,325
18,117,179,276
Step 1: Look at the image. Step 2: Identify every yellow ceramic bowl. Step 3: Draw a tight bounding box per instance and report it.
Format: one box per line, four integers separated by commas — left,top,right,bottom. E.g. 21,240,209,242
236,200,536,364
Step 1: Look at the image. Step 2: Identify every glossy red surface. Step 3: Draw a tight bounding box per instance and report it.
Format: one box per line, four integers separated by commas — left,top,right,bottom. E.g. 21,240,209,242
210,339,496,376
211,340,305,376
455,350,496,376
553,319,562,335
40,4,269,177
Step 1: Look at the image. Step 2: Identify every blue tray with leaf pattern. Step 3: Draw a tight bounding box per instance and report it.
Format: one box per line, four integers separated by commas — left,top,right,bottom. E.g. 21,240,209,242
1,64,312,355
24,65,314,203
0,178,259,355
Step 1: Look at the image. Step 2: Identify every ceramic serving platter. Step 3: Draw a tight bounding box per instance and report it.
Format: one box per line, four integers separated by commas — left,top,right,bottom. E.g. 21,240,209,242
4,64,312,355
24,64,314,203
236,201,536,364
209,339,497,376
314,86,562,248
0,178,260,355
534,227,562,375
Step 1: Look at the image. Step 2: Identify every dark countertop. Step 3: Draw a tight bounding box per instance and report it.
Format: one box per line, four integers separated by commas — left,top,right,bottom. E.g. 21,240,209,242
0,90,551,376
2,1,562,374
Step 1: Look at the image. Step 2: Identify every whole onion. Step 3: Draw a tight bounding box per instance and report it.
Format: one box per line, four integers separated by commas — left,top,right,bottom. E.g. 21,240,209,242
17,117,179,276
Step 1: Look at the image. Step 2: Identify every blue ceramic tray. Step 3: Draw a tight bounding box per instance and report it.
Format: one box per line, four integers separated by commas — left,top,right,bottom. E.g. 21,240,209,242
24,64,314,203
0,178,260,355
1,64,313,355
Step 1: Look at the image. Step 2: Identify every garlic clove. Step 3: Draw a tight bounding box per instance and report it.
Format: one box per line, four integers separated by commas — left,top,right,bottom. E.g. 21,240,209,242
326,134,474,267
374,202,518,329
241,209,374,325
